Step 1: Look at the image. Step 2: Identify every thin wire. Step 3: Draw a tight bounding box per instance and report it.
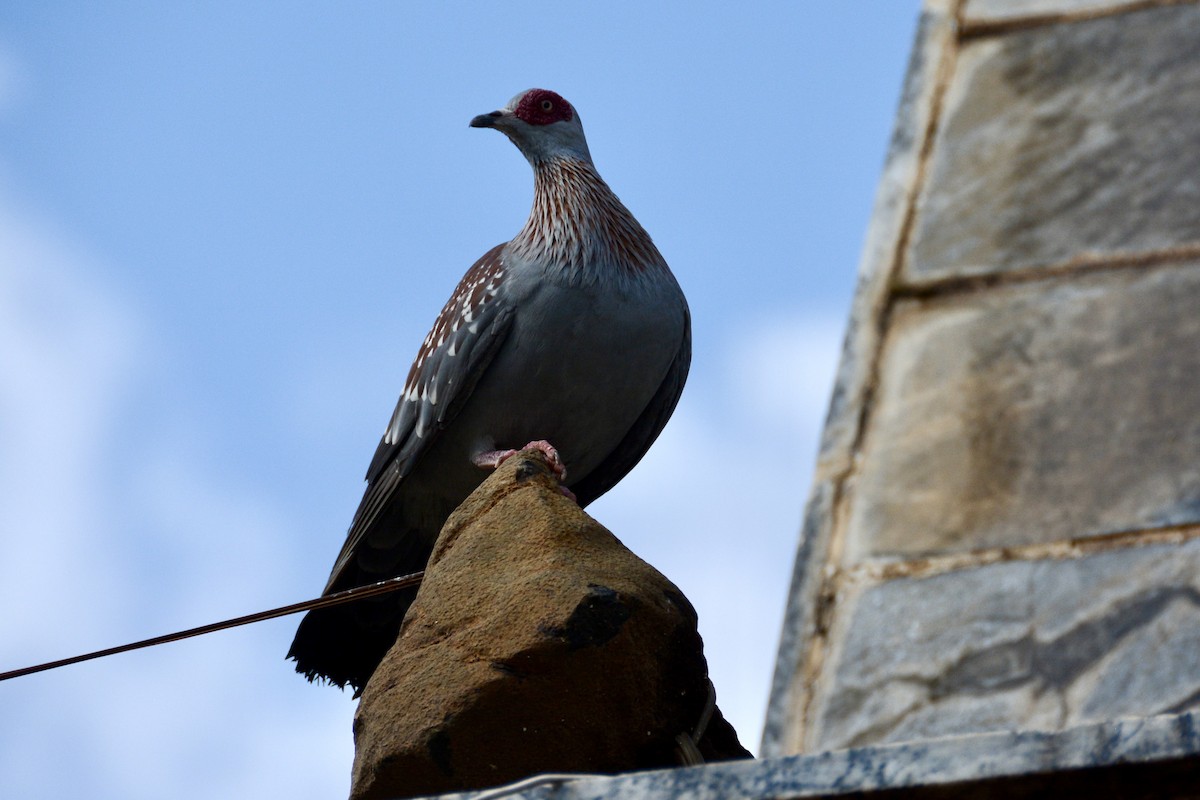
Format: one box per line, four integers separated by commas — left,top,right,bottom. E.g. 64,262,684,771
0,570,424,683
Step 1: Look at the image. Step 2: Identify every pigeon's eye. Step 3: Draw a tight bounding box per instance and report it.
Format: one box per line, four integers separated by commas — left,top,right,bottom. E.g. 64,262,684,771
513,90,572,125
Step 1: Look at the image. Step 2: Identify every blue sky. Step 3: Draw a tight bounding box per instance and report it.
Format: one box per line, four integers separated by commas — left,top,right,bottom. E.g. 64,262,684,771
0,4,918,797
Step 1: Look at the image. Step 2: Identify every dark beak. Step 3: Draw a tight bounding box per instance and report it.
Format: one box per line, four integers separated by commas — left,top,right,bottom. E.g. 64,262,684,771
469,110,506,129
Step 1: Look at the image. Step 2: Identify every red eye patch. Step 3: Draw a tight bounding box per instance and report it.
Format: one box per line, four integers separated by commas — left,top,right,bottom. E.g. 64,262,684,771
513,89,574,126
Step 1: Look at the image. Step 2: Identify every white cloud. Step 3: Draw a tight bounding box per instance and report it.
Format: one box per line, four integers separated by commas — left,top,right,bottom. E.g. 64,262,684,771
0,185,355,800
734,314,846,437
0,190,139,649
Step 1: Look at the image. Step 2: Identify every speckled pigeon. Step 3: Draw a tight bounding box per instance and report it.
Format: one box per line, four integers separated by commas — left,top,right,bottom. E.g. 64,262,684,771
288,89,691,694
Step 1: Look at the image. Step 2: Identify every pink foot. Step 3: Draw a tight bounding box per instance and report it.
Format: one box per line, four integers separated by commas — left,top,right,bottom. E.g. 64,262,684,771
473,440,568,481
473,440,575,501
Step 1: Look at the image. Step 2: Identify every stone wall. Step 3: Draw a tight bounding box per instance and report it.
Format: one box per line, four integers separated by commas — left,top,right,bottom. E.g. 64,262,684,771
764,0,1200,756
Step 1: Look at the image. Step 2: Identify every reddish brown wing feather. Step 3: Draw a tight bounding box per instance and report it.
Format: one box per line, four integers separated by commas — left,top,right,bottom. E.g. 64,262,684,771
368,242,508,482
323,243,514,591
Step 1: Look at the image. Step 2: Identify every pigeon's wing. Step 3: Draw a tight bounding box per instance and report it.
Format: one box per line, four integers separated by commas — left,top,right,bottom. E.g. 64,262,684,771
571,305,691,508
323,243,515,592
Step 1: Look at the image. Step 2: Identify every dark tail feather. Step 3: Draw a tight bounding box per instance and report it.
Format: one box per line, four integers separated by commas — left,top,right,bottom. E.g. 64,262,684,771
287,583,420,696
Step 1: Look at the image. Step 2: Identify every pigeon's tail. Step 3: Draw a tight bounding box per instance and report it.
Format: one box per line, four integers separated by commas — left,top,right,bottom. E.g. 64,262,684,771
287,580,419,697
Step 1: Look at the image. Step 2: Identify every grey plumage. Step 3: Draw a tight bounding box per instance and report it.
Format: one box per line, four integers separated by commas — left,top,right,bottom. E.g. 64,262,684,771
288,89,690,693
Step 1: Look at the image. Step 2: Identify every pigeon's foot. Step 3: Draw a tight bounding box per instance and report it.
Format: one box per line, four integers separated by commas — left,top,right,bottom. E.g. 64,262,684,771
473,440,575,501
473,440,567,480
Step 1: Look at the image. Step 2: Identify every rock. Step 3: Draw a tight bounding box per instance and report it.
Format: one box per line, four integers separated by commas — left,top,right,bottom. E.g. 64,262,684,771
349,450,750,800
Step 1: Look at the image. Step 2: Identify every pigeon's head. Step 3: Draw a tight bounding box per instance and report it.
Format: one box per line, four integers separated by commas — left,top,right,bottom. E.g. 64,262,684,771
470,89,592,165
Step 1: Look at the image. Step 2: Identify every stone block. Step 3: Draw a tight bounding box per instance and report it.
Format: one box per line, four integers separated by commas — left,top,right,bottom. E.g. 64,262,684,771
846,263,1200,559
808,538,1200,752
905,5,1200,282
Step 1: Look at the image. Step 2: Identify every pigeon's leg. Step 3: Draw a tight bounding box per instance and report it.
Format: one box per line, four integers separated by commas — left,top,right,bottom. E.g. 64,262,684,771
473,440,576,501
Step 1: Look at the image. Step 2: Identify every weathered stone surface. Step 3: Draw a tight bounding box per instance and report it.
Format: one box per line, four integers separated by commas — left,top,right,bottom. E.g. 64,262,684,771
964,0,1147,22
845,263,1200,559
449,711,1200,799
904,5,1200,282
808,539,1200,752
350,451,748,800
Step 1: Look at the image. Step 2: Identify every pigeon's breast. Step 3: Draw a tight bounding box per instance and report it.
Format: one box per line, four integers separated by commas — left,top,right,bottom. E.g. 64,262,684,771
451,268,687,485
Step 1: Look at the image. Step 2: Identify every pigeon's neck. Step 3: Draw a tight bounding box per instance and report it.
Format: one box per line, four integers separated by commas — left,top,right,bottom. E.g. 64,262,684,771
509,157,667,283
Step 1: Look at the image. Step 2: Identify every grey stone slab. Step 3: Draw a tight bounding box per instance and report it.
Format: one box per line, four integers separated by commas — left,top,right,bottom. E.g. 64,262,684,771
441,712,1200,799
846,263,1200,559
964,0,1161,22
905,5,1200,282
808,540,1200,752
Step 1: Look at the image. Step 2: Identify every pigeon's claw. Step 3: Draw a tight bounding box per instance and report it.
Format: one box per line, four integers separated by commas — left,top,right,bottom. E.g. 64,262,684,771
473,440,568,483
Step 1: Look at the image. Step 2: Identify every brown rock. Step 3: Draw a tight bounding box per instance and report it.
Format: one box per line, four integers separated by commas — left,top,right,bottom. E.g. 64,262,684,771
349,451,750,800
